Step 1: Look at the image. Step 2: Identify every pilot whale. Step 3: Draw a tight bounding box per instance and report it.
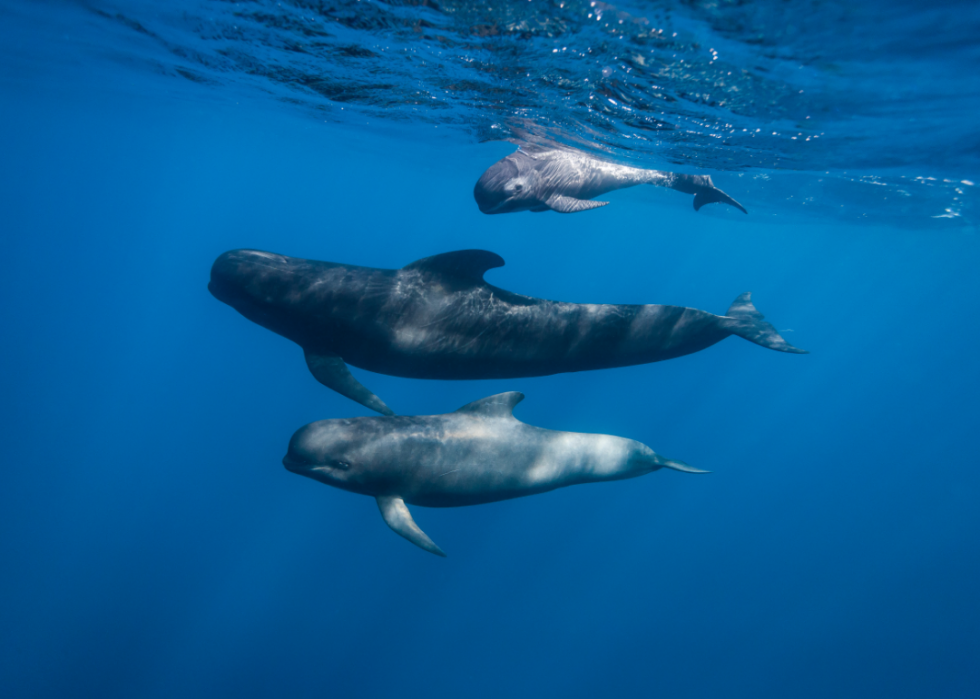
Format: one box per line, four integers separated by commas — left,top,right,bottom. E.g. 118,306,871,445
209,248,805,415
473,147,747,215
283,391,705,556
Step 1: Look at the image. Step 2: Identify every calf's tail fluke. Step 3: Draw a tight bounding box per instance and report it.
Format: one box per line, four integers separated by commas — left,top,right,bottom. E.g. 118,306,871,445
667,174,748,214
693,183,748,214
723,293,808,354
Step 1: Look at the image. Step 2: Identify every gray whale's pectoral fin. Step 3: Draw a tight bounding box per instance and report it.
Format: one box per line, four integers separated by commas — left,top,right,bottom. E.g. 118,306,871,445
304,350,395,416
376,496,447,557
545,194,610,213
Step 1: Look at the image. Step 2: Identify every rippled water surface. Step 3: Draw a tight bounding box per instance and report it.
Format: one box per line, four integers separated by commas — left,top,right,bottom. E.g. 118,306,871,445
4,0,979,225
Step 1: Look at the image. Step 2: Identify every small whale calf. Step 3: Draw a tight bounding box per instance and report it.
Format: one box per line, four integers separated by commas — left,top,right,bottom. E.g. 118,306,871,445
283,391,704,556
474,146,747,215
209,249,805,415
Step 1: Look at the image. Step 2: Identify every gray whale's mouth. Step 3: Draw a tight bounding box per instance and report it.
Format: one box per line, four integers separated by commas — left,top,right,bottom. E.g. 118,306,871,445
282,454,310,472
283,454,351,473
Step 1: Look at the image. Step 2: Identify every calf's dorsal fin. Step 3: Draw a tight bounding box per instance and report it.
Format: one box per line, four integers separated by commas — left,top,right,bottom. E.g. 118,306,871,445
403,250,504,283
455,391,524,418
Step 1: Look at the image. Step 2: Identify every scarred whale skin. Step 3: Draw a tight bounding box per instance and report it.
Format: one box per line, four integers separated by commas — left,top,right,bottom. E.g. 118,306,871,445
283,392,706,556
473,146,748,215
209,248,806,415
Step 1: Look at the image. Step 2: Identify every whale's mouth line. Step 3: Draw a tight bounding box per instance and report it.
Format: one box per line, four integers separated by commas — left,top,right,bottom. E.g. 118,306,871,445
207,279,236,303
207,279,255,312
283,455,347,475
282,454,310,472
481,198,511,214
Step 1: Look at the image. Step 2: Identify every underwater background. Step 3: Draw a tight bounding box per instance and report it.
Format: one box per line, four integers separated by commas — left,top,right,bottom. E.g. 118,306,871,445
1,1,979,697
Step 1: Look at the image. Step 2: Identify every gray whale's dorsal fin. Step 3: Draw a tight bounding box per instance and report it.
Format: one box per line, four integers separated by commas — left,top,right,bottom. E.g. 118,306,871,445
455,391,524,418
403,250,505,283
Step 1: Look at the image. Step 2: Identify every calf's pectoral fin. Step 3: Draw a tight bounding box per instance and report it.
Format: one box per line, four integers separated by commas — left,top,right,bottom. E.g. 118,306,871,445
545,193,609,213
304,350,395,416
376,496,447,557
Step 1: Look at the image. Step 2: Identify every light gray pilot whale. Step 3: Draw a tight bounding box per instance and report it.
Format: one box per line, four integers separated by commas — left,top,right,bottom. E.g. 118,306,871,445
283,391,705,556
473,146,748,214
209,249,806,415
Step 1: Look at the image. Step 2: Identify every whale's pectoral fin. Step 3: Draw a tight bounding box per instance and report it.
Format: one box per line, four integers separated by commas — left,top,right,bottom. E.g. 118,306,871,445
376,496,447,557
304,350,395,416
545,194,610,213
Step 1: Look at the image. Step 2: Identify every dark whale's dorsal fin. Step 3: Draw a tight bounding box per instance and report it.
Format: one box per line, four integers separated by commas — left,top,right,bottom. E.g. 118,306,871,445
545,193,609,213
455,391,524,418
403,250,504,283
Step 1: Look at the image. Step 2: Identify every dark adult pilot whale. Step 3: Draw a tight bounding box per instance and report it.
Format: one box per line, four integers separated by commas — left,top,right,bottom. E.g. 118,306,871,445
283,391,705,556
208,248,806,415
473,146,748,215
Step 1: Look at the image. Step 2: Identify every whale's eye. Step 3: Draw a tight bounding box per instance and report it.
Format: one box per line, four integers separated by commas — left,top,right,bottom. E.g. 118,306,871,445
513,184,523,191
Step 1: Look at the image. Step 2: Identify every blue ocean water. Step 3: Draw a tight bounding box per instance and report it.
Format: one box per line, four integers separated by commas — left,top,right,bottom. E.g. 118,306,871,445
1,1,979,697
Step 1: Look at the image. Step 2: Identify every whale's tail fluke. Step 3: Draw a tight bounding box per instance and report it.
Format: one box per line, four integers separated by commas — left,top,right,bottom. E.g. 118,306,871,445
666,174,748,214
693,184,748,214
723,293,808,354
660,458,711,474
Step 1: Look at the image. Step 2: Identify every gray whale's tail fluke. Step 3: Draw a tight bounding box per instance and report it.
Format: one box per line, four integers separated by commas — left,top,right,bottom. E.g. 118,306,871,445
723,293,808,354
660,458,710,474
636,446,710,474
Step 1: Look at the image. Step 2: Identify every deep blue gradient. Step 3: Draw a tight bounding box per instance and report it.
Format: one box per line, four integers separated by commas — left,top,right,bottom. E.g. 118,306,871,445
2,2,979,698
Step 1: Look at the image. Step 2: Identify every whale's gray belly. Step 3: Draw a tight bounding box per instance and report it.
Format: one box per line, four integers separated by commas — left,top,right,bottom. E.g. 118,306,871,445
356,418,634,508
358,419,552,507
